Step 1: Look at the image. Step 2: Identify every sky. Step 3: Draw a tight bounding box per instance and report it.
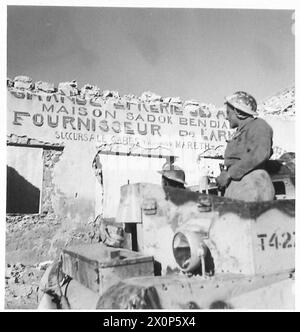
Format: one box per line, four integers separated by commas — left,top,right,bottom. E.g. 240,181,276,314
7,5,295,106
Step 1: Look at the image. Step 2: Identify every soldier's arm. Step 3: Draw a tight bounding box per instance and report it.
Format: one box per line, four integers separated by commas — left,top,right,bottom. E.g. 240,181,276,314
227,121,273,180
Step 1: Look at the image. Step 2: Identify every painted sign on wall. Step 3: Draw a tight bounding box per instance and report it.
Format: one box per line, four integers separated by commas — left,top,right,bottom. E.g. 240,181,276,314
7,88,295,220
7,89,233,158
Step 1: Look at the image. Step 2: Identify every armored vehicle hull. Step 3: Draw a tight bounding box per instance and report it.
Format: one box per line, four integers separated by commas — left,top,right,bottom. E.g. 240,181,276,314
38,181,295,310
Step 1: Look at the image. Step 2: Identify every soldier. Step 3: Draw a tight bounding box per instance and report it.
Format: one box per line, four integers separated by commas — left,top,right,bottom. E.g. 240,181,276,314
216,91,275,202
158,163,186,189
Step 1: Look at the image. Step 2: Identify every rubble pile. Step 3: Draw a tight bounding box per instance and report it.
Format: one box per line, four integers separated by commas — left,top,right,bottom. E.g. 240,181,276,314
35,81,56,93
102,89,120,99
5,262,51,309
58,80,79,96
80,84,101,99
140,91,162,102
7,77,14,88
258,86,295,117
13,75,34,90
7,76,214,114
6,212,58,234
7,76,295,120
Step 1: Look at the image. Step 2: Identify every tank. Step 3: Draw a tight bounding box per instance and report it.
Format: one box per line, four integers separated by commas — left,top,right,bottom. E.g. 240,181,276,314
38,158,295,310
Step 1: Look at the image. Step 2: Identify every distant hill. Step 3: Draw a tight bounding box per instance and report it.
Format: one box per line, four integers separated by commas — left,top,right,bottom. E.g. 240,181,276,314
258,86,295,117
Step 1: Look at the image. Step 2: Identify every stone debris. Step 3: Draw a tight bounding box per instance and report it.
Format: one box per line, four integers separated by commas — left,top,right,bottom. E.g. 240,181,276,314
7,134,64,149
90,96,105,106
7,77,14,88
102,90,112,98
58,80,78,96
184,100,201,113
124,94,138,100
126,96,140,105
199,103,214,117
119,97,129,105
184,99,200,107
13,75,34,90
169,97,183,105
37,260,53,271
102,90,120,99
140,91,162,102
5,263,44,309
7,76,295,120
35,81,55,93
18,136,30,145
162,97,172,103
6,134,30,145
7,133,19,144
80,84,101,99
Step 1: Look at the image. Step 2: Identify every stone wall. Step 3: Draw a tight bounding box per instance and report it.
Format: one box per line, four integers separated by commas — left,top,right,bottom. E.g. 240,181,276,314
6,135,99,266
6,211,99,265
8,76,295,118
6,213,61,265
6,77,295,265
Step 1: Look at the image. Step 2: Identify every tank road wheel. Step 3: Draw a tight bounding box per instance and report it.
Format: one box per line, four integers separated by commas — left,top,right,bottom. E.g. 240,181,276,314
209,300,233,309
96,282,161,309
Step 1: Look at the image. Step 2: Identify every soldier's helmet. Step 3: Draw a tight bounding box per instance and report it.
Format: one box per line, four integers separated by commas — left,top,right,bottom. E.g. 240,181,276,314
225,91,258,116
158,163,186,185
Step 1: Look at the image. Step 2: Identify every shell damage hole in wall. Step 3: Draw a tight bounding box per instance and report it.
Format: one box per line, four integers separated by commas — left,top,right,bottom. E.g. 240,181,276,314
6,137,66,264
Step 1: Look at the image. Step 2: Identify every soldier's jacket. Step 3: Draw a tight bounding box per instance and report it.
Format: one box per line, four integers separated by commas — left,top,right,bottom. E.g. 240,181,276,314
225,117,273,180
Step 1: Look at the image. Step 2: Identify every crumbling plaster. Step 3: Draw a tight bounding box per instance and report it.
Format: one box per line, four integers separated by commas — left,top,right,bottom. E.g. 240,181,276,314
6,135,100,265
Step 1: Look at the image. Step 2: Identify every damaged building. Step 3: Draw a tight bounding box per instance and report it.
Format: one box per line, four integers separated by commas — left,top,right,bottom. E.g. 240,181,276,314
5,76,295,308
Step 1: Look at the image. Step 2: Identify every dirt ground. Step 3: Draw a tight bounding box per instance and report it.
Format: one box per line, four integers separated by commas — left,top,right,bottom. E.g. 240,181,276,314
5,262,51,310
